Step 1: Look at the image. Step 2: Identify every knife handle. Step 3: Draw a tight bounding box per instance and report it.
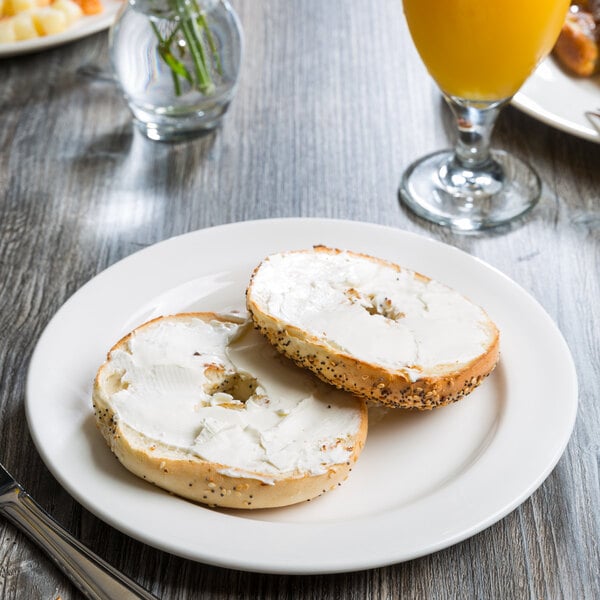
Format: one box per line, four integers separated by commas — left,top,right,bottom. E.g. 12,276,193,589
0,485,158,600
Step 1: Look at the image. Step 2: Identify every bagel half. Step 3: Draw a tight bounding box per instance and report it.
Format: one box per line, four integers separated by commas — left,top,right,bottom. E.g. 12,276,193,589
246,246,500,410
93,313,368,509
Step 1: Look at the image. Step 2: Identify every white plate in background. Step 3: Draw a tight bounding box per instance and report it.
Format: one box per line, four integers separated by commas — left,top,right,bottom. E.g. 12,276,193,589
0,0,120,58
514,57,600,144
26,218,578,574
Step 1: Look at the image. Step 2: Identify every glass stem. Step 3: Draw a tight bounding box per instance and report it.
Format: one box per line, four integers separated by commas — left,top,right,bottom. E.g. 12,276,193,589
445,96,506,169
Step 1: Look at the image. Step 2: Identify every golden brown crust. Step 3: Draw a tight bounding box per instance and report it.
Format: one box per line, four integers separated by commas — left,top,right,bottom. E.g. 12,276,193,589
93,312,368,509
246,247,500,410
93,418,366,510
554,9,599,77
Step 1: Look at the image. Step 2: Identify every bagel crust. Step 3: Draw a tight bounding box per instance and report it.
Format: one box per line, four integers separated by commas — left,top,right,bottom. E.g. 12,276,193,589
93,313,368,509
246,247,500,410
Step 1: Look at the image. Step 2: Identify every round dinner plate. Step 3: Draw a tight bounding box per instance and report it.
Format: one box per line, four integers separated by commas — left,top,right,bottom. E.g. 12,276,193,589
513,57,600,144
0,0,120,58
26,218,578,574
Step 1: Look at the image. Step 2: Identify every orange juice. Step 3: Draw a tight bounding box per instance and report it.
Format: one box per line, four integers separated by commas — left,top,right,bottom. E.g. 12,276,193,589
403,0,570,101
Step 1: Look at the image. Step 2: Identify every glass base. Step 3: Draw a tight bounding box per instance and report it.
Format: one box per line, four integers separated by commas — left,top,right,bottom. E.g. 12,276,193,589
399,149,541,232
131,102,231,142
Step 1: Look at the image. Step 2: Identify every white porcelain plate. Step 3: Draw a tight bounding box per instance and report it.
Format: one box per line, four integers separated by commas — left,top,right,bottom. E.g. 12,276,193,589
26,218,578,574
0,0,120,58
513,57,600,144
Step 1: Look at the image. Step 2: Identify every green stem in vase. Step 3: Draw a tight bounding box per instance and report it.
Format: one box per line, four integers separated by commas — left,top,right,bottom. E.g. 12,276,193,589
174,0,215,95
150,0,220,96
189,10,216,93
194,1,222,76
151,21,189,96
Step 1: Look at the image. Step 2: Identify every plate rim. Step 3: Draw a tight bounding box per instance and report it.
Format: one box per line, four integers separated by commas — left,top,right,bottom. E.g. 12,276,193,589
513,57,600,144
25,217,579,574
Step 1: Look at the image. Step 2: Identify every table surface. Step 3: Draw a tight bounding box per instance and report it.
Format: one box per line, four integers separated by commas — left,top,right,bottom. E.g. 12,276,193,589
1,1,599,598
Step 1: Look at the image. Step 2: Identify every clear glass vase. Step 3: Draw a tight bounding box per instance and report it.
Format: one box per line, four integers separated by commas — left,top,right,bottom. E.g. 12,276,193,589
109,0,242,142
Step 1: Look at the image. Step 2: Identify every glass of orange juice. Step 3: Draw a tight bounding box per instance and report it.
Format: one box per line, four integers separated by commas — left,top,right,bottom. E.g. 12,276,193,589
399,0,570,231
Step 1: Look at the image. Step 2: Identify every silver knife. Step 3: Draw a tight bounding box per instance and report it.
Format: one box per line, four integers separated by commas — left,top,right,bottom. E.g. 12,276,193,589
0,461,159,600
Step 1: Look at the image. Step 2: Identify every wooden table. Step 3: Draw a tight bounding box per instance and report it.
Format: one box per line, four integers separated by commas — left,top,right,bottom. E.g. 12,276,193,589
1,1,599,598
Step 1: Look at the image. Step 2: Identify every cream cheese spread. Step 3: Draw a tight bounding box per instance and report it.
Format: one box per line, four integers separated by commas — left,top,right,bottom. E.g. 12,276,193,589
104,317,363,482
250,250,493,380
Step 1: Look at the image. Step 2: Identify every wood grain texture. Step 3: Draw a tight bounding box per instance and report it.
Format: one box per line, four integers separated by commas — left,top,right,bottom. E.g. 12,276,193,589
0,0,599,598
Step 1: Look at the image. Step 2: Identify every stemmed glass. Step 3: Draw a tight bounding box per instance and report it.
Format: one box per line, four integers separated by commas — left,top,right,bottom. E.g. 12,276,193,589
399,0,571,231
